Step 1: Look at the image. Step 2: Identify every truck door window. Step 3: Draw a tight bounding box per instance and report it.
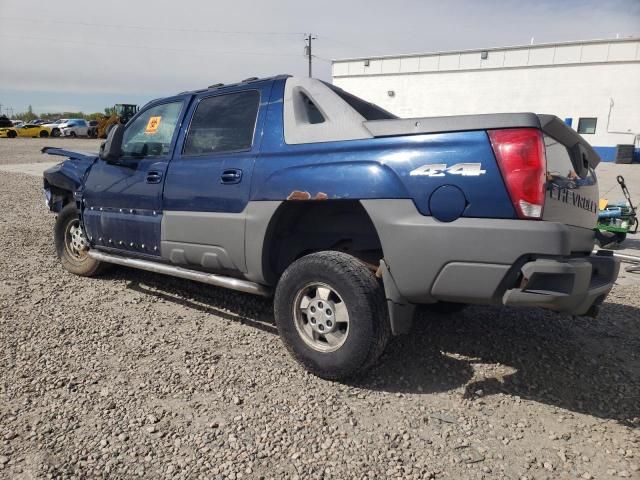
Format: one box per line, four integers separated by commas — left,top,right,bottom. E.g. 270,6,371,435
183,90,260,156
121,101,183,158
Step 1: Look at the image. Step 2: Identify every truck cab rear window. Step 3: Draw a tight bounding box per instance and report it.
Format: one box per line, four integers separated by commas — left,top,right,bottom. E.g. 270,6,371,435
322,82,396,121
184,91,260,156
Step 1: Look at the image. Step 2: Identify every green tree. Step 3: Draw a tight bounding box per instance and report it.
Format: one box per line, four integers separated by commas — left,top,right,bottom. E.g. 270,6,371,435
25,105,37,122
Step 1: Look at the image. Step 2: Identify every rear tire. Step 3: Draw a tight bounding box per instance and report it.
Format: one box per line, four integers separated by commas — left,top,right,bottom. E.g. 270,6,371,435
54,203,105,276
274,251,391,380
39,130,49,138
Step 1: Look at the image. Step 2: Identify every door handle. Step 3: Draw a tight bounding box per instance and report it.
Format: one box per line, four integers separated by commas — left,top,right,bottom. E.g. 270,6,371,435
146,171,163,184
220,169,242,184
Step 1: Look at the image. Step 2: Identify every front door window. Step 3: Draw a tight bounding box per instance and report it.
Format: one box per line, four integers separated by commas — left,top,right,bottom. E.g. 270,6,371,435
121,101,183,158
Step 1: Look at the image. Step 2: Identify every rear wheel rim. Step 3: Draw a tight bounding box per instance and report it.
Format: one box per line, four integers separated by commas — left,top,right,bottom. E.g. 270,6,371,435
293,282,350,353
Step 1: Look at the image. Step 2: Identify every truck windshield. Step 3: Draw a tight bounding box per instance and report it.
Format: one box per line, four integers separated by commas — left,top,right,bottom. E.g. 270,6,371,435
322,82,396,121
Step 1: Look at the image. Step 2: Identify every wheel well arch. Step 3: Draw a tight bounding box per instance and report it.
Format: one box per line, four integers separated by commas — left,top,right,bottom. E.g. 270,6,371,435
260,200,383,284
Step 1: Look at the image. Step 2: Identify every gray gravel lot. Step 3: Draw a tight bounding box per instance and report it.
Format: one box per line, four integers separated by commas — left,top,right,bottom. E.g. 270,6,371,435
0,138,101,165
1,140,639,479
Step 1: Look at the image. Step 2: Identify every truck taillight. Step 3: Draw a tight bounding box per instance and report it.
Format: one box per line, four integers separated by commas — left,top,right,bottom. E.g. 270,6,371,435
488,128,546,219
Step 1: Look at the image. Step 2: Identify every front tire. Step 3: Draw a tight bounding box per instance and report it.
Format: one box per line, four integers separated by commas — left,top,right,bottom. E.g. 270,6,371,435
7,130,16,138
51,128,60,137
274,251,391,380
54,203,104,276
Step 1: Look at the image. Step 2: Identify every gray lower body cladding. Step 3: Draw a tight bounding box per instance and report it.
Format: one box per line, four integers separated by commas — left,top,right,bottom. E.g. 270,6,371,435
159,203,282,285
361,199,619,315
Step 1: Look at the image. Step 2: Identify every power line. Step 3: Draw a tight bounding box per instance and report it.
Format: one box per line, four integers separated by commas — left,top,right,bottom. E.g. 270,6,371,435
0,34,303,58
0,16,305,37
320,35,370,53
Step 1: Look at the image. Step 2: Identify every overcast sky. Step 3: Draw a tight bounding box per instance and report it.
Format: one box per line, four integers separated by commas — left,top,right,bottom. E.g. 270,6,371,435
1,0,639,115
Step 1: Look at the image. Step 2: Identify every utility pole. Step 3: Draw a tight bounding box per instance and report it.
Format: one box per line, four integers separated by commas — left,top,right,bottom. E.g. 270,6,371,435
305,34,316,78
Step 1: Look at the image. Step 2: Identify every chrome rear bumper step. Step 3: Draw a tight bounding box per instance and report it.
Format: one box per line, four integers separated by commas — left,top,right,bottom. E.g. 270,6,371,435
88,250,271,297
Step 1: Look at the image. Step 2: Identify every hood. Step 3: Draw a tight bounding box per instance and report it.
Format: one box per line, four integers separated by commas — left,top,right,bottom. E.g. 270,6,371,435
42,147,99,192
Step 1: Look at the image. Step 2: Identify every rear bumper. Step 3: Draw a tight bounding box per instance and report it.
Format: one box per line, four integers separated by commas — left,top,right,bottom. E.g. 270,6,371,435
361,199,620,318
502,252,619,315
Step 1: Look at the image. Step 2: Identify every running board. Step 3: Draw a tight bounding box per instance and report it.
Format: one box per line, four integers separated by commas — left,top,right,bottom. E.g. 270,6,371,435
88,250,272,297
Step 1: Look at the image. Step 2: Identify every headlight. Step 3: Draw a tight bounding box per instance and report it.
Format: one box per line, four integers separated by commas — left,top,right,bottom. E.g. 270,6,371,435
43,188,52,208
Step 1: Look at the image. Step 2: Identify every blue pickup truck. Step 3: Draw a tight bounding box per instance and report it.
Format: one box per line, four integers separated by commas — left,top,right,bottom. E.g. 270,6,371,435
42,75,619,379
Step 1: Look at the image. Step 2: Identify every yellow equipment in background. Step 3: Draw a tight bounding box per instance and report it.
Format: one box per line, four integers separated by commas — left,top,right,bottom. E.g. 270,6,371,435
93,104,138,138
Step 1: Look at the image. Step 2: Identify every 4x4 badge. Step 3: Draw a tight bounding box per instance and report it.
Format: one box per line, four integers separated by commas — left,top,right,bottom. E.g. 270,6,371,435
410,163,486,177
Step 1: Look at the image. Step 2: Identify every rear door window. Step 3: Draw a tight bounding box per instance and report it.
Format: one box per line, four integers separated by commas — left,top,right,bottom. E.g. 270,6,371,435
121,101,183,158
183,90,260,156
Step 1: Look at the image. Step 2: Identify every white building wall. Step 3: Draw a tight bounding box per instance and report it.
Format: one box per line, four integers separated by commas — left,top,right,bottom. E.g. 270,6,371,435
332,38,640,161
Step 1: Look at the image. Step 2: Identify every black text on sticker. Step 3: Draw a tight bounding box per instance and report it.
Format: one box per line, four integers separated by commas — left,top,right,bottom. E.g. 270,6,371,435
409,163,486,177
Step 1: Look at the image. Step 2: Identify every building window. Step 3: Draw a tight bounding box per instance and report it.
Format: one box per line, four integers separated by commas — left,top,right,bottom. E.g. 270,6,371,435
577,117,597,134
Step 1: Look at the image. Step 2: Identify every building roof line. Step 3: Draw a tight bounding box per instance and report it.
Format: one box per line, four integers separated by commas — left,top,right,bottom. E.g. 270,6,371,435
331,36,640,63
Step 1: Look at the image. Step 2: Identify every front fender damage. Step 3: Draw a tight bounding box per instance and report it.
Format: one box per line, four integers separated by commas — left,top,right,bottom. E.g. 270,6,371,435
41,147,99,212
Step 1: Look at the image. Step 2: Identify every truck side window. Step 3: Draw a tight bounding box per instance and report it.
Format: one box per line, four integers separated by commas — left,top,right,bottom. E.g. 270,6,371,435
183,90,260,156
121,101,183,158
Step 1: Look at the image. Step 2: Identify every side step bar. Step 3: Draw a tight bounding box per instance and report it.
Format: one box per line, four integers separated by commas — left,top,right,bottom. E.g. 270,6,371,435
88,250,272,297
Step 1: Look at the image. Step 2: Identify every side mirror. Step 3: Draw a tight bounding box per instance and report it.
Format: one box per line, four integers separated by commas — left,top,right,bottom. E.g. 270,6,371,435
99,124,124,162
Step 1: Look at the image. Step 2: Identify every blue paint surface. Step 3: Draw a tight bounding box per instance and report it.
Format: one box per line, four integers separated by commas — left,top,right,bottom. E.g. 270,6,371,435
429,185,467,222
164,82,274,213
254,78,515,218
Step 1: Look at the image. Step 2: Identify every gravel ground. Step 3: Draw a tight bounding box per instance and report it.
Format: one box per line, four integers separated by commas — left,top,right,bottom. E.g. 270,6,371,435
0,138,101,165
1,169,639,479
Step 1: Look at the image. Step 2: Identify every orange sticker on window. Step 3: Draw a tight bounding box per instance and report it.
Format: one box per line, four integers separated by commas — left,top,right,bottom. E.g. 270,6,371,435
145,116,161,134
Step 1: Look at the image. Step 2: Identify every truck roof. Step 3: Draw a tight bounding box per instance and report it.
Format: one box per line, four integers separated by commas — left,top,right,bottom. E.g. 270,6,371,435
176,74,291,96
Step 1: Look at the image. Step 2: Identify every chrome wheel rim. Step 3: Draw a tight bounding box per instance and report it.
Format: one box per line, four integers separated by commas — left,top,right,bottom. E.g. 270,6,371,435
293,282,349,352
65,219,89,260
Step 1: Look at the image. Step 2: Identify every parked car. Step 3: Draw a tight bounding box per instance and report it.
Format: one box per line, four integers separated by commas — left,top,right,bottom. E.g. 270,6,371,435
11,120,24,127
0,124,51,138
41,75,620,379
0,115,12,128
41,119,68,137
59,119,89,137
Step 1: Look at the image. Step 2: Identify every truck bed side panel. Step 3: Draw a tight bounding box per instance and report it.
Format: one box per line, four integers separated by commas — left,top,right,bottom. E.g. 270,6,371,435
254,80,515,219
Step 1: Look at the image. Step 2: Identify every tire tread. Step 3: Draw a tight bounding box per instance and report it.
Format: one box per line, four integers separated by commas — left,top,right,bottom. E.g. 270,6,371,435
275,251,391,380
